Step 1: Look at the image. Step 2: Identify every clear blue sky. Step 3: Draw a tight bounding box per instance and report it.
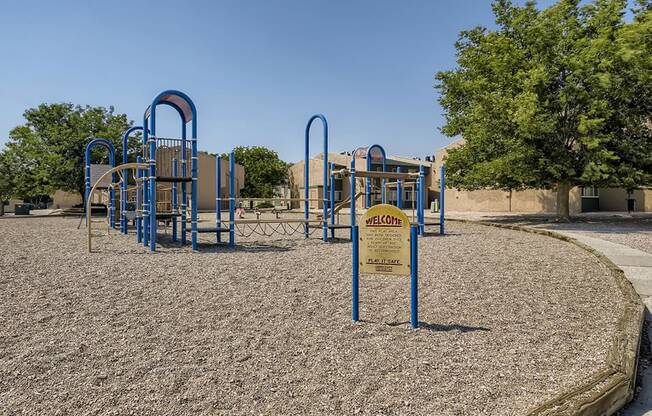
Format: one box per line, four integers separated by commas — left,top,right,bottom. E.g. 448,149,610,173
0,0,560,163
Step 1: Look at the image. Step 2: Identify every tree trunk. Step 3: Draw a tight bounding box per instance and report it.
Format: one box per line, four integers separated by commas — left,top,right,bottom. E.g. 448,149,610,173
508,189,512,212
556,182,571,221
0,201,4,216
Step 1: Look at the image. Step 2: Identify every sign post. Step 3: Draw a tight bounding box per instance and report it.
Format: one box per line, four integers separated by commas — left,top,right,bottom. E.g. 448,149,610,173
352,203,419,329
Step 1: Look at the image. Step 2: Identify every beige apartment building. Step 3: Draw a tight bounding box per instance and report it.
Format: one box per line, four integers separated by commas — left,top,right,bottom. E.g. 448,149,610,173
432,139,652,214
196,152,245,210
42,152,244,212
289,152,435,210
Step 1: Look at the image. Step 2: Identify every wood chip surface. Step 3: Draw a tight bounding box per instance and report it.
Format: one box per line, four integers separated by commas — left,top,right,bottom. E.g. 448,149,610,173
0,217,627,415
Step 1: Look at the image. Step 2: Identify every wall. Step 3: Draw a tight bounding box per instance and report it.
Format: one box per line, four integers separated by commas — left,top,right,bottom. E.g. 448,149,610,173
600,188,652,212
51,190,83,209
4,199,22,213
444,187,582,214
196,153,244,211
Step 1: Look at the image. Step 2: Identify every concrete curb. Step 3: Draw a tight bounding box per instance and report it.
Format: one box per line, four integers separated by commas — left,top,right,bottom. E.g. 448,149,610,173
0,214,65,219
448,219,645,416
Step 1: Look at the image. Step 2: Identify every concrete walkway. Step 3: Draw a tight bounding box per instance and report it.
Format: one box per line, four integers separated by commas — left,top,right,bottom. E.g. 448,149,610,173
548,231,652,416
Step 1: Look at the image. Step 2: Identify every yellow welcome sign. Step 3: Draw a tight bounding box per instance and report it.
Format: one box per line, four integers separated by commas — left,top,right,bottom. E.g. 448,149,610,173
359,204,411,276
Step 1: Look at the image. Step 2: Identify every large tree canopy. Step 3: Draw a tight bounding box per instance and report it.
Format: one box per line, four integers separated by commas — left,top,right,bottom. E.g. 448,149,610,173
4,103,137,199
436,0,652,218
223,146,288,198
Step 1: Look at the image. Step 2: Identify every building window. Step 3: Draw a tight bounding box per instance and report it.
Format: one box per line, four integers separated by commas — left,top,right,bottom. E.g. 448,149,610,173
581,186,599,198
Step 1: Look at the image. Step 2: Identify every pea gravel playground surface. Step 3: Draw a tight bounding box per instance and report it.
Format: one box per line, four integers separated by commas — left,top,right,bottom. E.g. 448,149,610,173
0,217,631,415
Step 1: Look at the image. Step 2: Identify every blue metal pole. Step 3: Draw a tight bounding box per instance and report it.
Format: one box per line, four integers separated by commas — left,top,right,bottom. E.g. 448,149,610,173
304,144,309,238
181,158,187,244
418,165,425,235
143,177,149,247
121,145,127,234
410,225,419,329
120,183,126,234
440,165,445,236
381,157,386,204
120,166,126,233
120,182,126,233
172,158,178,242
191,141,198,251
110,153,116,230
142,122,150,248
109,186,115,229
321,127,328,243
397,167,402,210
350,157,356,229
84,163,90,212
229,152,235,247
352,225,359,322
216,155,222,243
136,155,143,243
417,167,421,227
329,163,335,240
148,121,157,252
180,123,187,245
365,175,371,209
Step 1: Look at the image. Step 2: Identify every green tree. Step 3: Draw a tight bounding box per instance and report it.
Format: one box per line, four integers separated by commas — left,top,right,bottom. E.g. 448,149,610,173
222,146,288,198
0,150,14,216
436,0,652,219
6,103,136,199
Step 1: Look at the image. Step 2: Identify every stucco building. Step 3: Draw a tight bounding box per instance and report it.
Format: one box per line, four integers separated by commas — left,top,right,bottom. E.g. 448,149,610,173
43,152,244,212
289,152,434,210
432,140,651,214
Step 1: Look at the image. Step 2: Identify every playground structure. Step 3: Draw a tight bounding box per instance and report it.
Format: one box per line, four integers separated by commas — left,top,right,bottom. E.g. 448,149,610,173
86,162,148,252
139,90,198,251
120,126,143,234
211,114,331,247
84,92,446,252
326,144,445,238
83,90,200,252
84,138,117,228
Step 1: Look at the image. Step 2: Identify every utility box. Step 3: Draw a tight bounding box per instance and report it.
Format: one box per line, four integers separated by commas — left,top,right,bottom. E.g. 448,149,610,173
14,204,31,215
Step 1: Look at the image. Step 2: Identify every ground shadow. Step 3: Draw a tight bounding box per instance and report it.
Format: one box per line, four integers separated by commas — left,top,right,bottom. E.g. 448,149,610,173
386,321,490,333
454,213,652,234
421,231,455,237
326,238,353,245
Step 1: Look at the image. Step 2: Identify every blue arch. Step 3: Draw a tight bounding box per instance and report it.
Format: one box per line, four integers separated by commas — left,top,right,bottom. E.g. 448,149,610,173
139,101,189,244
142,89,198,252
84,138,117,227
365,144,387,208
142,100,188,144
304,114,329,241
121,126,143,164
119,126,143,234
349,146,365,229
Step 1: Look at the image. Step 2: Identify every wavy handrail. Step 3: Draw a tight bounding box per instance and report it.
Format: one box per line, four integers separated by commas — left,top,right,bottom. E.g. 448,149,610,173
87,163,148,252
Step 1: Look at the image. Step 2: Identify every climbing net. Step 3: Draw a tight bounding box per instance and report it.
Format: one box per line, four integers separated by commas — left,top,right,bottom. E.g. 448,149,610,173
233,220,324,238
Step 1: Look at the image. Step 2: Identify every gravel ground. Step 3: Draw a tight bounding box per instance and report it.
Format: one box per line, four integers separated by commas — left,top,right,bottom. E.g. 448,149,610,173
0,216,627,415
